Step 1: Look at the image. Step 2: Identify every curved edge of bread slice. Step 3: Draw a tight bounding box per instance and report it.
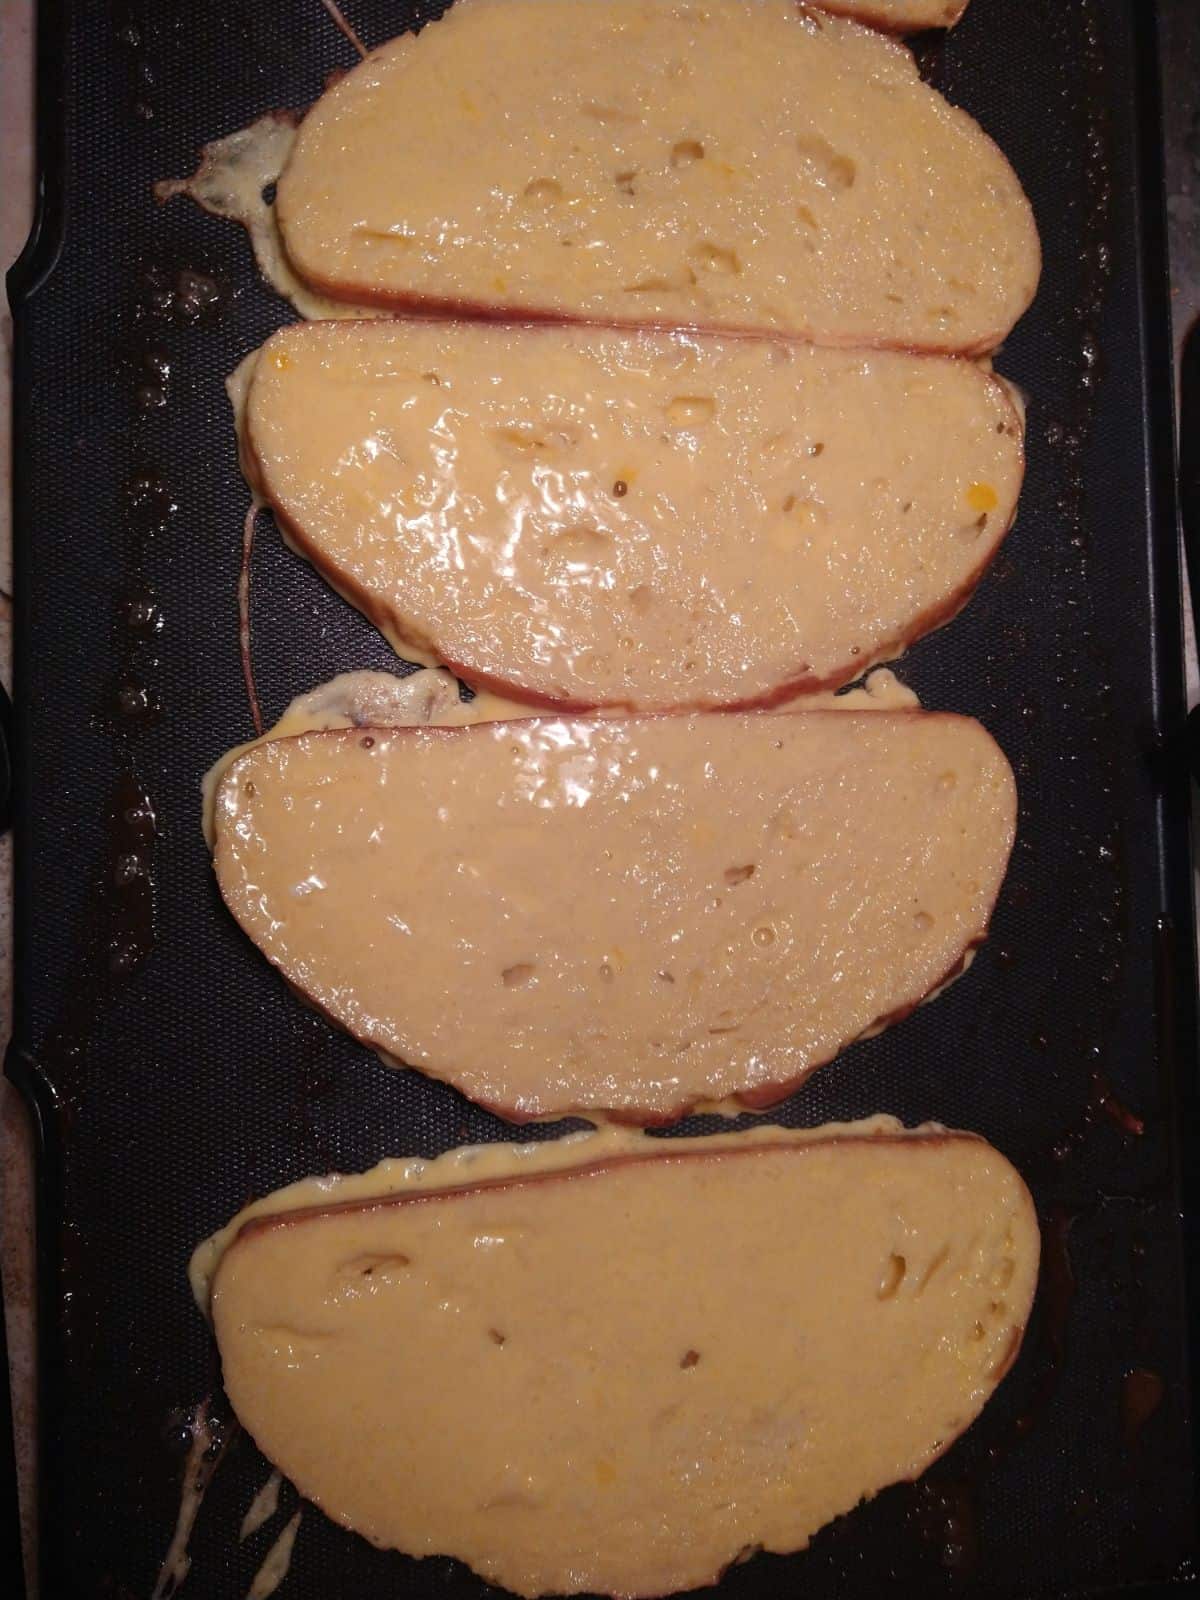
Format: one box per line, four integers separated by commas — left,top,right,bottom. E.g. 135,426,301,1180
274,0,1038,353
198,1119,1040,1597
818,0,969,31
241,320,1025,712
211,709,1016,1123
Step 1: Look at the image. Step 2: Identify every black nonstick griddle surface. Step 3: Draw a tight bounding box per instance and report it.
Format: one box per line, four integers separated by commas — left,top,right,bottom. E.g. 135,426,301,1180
8,0,1197,1595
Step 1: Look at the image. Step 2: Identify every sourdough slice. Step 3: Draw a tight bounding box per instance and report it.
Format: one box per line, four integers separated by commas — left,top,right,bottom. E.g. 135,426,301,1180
275,0,1038,352
212,711,1016,1121
244,320,1024,711
201,1121,1039,1598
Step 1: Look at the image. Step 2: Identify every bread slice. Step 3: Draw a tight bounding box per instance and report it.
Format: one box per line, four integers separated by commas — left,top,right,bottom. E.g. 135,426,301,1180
244,320,1024,711
212,710,1016,1121
201,1120,1039,1598
275,0,1038,352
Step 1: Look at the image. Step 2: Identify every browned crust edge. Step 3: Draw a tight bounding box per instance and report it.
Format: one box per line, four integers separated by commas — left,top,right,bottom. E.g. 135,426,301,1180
812,0,969,34
245,335,1025,714
213,711,1016,1125
275,265,1022,363
227,1126,983,1242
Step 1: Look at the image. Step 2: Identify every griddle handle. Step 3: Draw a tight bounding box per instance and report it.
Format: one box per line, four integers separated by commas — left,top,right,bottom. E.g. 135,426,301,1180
0,1249,24,1600
1180,322,1200,784
0,675,16,1600
0,683,12,835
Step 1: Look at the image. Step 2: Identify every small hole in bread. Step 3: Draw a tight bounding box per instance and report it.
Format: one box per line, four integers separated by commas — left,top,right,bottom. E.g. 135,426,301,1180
501,962,536,988
582,101,638,124
724,863,756,886
878,1253,906,1299
671,139,705,167
493,423,553,453
348,1252,410,1279
546,525,612,567
784,497,828,533
917,1246,950,1292
796,133,856,190
522,177,563,205
690,241,741,276
623,270,696,294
